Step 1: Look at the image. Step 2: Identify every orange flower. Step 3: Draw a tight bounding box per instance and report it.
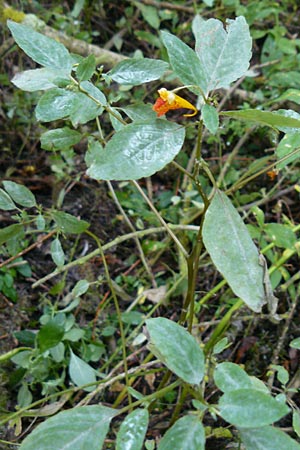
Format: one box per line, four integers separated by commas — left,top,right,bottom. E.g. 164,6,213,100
153,88,198,117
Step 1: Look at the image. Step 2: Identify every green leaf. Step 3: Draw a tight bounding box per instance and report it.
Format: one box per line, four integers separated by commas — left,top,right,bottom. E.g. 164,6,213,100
146,318,205,385
87,120,185,180
108,58,168,85
116,409,149,450
274,89,300,105
19,405,116,450
214,362,252,393
221,109,300,130
37,319,65,352
0,189,16,210
7,21,73,71
3,181,36,207
11,68,70,92
239,426,300,450
293,410,300,438
85,137,104,166
202,104,219,134
52,211,89,234
72,280,90,297
41,127,82,151
50,238,65,267
0,224,23,246
219,389,290,427
161,31,208,95
137,4,160,29
276,133,300,169
76,54,96,81
157,415,205,450
202,190,266,312
264,223,297,249
122,104,157,122
290,338,300,350
192,16,252,91
79,80,107,106
69,350,97,392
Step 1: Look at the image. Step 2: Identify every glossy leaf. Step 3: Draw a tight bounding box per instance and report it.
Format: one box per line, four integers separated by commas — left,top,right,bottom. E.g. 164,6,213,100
192,16,252,91
11,68,70,92
87,120,185,180
116,408,149,450
219,389,290,427
0,189,16,210
222,109,300,130
161,31,207,94
52,211,89,234
41,127,82,151
203,190,266,312
214,362,252,393
202,104,219,134
239,426,300,450
3,181,36,208
19,405,116,450
69,350,97,392
7,21,73,71
109,58,168,85
157,415,205,450
146,318,205,385
37,319,65,353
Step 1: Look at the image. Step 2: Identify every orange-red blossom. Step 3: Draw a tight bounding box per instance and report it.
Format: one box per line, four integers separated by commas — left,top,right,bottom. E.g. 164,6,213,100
152,88,198,117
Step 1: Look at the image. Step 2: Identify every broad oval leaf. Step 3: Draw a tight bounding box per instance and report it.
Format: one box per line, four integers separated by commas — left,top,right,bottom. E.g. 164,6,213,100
0,189,16,210
108,58,169,85
69,350,97,392
72,280,90,297
192,16,252,91
116,408,149,450
37,319,65,353
11,68,70,92
202,104,219,134
52,211,89,234
145,318,204,385
3,181,36,208
19,405,116,450
239,426,300,450
157,415,205,450
219,389,290,428
41,127,82,151
214,362,252,393
202,190,266,312
76,54,96,81
50,238,65,267
7,21,73,71
161,31,208,95
0,224,24,246
87,120,185,180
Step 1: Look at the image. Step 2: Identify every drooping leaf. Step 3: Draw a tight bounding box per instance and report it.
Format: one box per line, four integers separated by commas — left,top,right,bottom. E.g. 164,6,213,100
214,362,252,393
116,408,149,450
7,20,73,71
221,109,300,130
239,426,300,450
157,415,205,450
192,16,252,91
87,120,185,180
146,318,205,385
11,68,70,92
3,181,36,208
0,189,16,210
50,238,65,267
69,350,97,392
219,389,290,428
41,127,82,151
202,190,266,312
108,58,169,85
19,405,116,450
161,31,208,95
52,211,89,234
202,104,219,134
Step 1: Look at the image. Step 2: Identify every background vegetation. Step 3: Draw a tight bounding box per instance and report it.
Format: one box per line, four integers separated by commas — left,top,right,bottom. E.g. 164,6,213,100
1,0,300,449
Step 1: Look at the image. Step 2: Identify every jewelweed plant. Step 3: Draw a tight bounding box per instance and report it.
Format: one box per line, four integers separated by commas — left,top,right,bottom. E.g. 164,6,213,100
1,13,300,450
